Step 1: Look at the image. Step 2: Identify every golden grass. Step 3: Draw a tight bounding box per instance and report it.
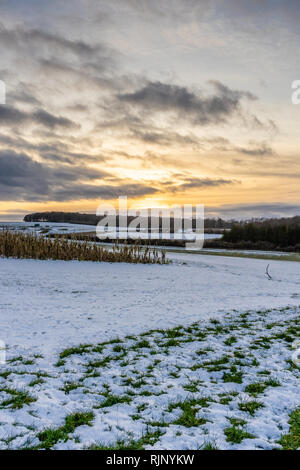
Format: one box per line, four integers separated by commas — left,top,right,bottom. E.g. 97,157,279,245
0,230,167,264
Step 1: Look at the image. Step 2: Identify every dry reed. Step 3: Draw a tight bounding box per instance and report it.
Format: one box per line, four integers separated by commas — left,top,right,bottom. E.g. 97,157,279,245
0,229,167,264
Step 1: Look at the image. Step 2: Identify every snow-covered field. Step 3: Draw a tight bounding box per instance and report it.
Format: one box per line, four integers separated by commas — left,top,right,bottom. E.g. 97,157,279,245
0,251,299,449
1,253,300,358
0,221,97,235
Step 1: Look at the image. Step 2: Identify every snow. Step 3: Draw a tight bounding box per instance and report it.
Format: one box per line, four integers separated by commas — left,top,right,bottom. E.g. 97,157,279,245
1,253,300,358
0,221,97,234
0,250,299,449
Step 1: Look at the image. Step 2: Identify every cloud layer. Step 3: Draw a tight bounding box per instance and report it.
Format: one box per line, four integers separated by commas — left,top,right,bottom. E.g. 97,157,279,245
0,1,299,217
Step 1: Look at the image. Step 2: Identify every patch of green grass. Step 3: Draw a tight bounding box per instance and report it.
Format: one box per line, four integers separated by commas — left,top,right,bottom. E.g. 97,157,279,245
0,388,36,409
64,412,94,432
251,336,272,350
164,339,180,348
238,400,264,416
233,350,246,359
137,403,147,413
244,382,268,396
96,394,132,408
194,331,207,341
90,429,164,450
201,441,219,450
265,378,281,387
169,371,180,379
245,378,280,397
222,366,243,384
54,359,66,367
224,425,254,444
224,336,237,346
165,328,184,339
60,382,80,394
59,344,92,359
228,417,247,426
123,376,148,389
219,394,233,405
286,359,299,371
168,398,210,428
37,428,68,449
196,349,207,356
29,378,44,387
278,408,300,450
274,326,300,344
87,356,112,369
0,371,12,379
257,370,271,376
7,356,24,363
38,411,94,449
183,381,200,393
135,340,151,349
203,355,230,372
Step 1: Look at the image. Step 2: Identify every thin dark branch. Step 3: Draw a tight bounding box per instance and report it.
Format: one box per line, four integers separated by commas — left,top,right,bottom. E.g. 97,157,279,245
265,264,272,280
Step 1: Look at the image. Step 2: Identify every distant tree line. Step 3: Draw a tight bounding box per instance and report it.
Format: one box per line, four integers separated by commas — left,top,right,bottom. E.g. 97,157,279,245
24,212,101,225
23,212,234,231
206,217,300,251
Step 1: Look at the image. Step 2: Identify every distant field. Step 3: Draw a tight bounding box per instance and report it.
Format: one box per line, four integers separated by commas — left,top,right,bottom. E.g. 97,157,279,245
171,249,300,262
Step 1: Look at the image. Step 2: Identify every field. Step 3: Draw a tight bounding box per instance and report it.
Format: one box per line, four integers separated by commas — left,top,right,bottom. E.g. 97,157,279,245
0,247,300,449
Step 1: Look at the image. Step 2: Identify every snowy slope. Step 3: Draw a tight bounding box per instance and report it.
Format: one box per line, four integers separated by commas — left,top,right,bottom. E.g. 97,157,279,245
1,252,299,359
0,252,300,450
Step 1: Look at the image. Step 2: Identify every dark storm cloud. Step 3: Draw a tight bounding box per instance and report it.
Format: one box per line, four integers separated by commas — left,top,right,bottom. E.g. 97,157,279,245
118,81,257,125
1,26,116,80
0,133,108,165
0,149,158,201
0,150,49,194
0,27,105,61
214,140,275,157
237,144,274,157
162,176,238,193
10,85,41,106
33,110,78,130
0,106,78,130
129,128,200,147
178,177,237,190
53,183,158,202
0,149,105,200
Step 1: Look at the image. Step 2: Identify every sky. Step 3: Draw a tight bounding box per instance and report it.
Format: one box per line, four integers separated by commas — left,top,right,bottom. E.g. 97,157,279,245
0,0,300,220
